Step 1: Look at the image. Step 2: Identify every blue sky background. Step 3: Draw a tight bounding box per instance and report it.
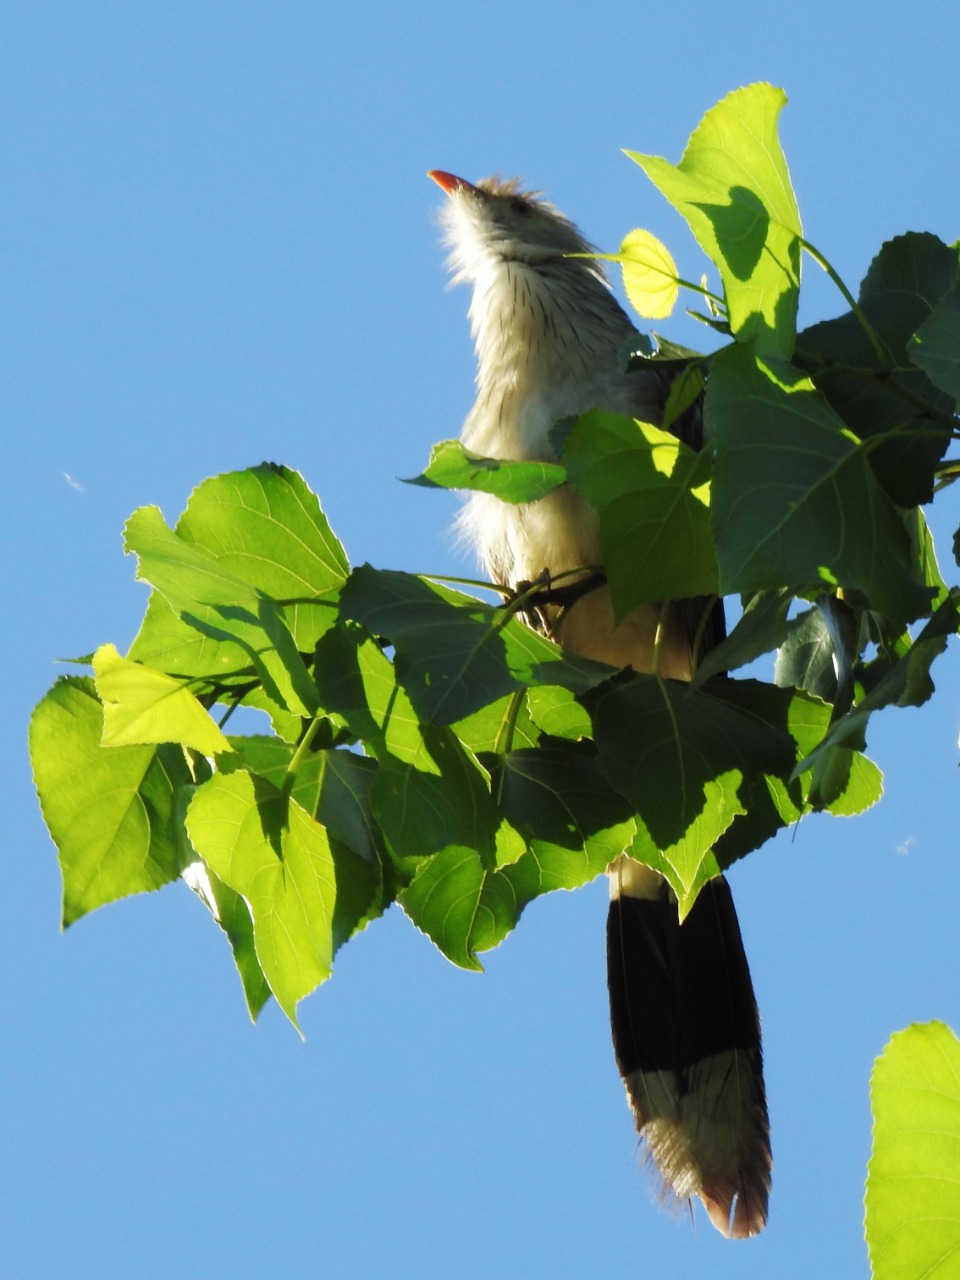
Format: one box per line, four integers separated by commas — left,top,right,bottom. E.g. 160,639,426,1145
5,4,960,1276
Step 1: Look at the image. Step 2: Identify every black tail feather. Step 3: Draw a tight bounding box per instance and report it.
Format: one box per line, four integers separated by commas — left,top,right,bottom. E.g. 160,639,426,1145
607,875,771,1237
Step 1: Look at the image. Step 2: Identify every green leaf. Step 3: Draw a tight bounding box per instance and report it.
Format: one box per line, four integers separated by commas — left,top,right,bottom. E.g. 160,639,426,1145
910,280,960,400
313,623,519,870
92,644,233,755
340,566,614,725
561,411,718,616
312,622,425,761
714,679,883,863
182,859,272,1020
371,724,517,869
773,597,863,703
398,740,636,970
127,590,256,684
185,770,338,1029
627,83,802,358
866,1021,960,1280
615,228,679,320
29,677,188,926
798,591,960,774
525,685,593,740
495,742,635,872
221,736,385,948
175,463,349,649
398,846,522,971
661,362,706,433
706,345,932,623
592,674,795,908
124,504,321,717
409,439,566,503
692,589,794,686
797,233,958,507
451,691,541,754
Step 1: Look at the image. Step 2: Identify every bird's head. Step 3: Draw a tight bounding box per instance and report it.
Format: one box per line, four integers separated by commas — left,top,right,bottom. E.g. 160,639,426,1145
428,170,599,285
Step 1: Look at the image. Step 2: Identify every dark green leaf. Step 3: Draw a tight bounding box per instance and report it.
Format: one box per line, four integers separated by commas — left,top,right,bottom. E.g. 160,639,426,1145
340,566,614,725
692,589,793,685
592,674,795,905
662,363,706,432
714,679,882,861
371,724,521,869
798,591,960,773
797,234,958,506
910,281,960,400
706,345,932,623
495,742,635,870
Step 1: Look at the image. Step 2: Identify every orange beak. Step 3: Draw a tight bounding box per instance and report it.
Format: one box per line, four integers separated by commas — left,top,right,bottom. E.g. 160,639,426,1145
427,169,478,196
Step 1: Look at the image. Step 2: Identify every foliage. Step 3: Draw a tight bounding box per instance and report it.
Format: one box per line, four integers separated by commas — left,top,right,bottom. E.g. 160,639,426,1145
866,1022,960,1279
28,88,960,1264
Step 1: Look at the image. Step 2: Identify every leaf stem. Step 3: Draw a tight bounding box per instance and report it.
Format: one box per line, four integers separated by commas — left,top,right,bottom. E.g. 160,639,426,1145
798,238,891,372
652,601,671,678
494,690,526,757
287,716,325,776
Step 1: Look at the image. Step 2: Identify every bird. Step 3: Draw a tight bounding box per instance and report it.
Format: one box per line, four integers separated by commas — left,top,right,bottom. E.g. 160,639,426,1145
429,168,771,1238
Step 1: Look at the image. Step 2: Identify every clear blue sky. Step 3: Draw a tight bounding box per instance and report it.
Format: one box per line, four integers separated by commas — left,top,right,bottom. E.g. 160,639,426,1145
5,4,960,1277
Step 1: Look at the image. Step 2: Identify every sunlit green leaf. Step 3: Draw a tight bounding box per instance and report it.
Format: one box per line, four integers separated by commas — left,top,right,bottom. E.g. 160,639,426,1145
409,439,565,503
616,228,679,319
160,462,348,652
525,685,592,740
866,1021,960,1280
398,846,521,970
93,644,233,755
562,410,718,616
182,858,272,1020
186,770,338,1029
627,82,801,357
29,677,188,926
124,504,321,717
451,691,541,754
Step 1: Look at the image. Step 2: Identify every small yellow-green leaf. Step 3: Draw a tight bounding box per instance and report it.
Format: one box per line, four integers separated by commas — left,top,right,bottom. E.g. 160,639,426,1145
93,644,233,756
617,228,679,319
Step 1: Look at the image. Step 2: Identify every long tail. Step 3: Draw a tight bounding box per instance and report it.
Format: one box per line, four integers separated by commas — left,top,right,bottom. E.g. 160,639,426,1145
607,860,771,1237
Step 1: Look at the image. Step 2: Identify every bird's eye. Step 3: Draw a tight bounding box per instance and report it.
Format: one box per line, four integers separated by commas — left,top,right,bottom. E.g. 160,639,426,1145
510,197,532,216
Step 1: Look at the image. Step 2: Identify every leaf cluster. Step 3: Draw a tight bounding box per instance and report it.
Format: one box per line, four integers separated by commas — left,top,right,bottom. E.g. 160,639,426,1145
30,84,960,1029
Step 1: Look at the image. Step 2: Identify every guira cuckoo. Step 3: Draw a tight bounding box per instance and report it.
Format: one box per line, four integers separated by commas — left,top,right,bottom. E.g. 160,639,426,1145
430,169,771,1238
